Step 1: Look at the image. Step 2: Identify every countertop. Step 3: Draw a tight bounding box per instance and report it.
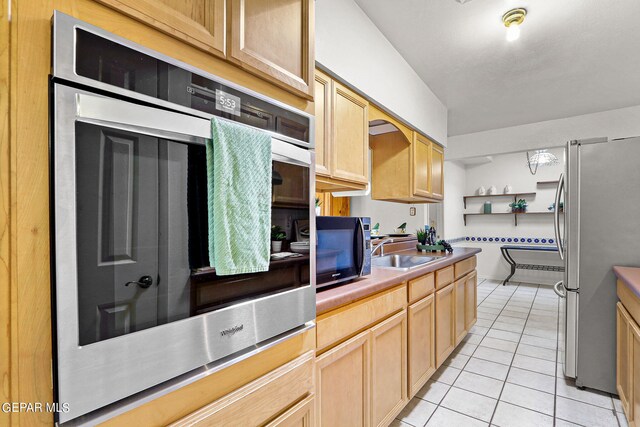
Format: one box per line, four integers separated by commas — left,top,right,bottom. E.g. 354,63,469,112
316,247,482,315
614,266,640,299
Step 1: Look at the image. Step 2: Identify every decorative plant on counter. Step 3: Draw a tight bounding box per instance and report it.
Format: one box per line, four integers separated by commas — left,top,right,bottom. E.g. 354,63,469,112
416,228,427,245
509,199,528,213
315,197,322,216
397,222,407,234
271,225,286,253
372,222,380,236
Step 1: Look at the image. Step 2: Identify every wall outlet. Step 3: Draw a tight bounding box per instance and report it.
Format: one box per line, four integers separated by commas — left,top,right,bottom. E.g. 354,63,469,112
409,207,416,216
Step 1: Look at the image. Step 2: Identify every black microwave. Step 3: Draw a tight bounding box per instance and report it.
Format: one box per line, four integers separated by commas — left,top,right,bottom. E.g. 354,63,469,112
316,216,372,289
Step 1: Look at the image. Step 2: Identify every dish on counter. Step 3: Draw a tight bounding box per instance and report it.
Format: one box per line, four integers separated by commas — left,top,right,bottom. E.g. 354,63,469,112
387,233,413,237
370,235,389,239
290,241,310,254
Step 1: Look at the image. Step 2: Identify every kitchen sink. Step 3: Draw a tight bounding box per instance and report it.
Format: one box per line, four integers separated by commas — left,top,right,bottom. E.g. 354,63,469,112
371,254,442,271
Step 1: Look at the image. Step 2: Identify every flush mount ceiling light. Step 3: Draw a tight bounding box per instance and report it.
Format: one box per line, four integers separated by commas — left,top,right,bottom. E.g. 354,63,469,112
526,150,559,175
502,8,527,42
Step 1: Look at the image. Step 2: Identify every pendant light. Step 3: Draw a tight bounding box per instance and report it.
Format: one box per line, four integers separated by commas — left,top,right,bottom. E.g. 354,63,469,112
502,8,527,42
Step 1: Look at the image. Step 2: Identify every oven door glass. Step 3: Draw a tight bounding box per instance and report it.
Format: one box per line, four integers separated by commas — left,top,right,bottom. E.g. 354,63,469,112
74,121,310,346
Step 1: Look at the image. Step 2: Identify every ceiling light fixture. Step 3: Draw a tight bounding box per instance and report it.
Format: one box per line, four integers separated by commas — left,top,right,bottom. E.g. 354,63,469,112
526,150,559,175
502,8,527,42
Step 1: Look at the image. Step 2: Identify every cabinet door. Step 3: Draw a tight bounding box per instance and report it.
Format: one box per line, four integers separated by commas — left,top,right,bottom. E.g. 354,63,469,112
316,330,370,427
412,132,432,198
266,394,315,427
465,271,477,331
95,0,225,57
617,303,632,419
370,311,408,427
314,70,332,177
435,283,455,367
430,143,444,199
408,294,436,398
229,0,314,98
454,277,467,345
631,317,640,427
331,81,369,185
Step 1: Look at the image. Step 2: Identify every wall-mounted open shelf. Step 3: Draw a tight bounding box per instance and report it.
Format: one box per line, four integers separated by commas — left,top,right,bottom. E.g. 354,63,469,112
537,180,560,186
463,211,555,226
463,192,536,208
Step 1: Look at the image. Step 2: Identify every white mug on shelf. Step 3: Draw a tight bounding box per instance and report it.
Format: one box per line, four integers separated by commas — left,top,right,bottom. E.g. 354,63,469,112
478,186,486,195
488,185,497,195
504,184,513,194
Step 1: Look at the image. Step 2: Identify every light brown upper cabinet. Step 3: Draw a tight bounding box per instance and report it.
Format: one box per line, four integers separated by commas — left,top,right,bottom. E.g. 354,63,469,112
96,0,315,99
95,0,227,57
431,143,444,199
314,70,332,177
229,0,315,99
369,105,444,203
315,72,369,192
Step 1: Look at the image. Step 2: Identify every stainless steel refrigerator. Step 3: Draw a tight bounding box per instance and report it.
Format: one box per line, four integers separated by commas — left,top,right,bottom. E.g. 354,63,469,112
554,136,640,393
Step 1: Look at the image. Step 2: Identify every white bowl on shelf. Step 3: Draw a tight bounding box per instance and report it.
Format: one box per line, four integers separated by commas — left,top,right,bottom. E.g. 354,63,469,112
290,241,310,254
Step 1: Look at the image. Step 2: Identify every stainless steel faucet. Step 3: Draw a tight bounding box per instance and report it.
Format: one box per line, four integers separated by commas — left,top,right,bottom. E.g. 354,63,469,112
371,238,394,257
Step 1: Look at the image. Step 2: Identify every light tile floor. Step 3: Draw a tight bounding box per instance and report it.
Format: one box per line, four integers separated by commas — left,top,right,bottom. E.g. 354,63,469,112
392,279,626,427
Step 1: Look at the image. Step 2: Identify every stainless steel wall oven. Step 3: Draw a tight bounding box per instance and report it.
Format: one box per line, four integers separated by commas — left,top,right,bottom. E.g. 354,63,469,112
51,12,315,424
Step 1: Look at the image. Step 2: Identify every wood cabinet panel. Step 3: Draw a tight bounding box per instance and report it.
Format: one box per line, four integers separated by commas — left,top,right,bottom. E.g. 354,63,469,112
95,0,226,57
454,278,467,345
230,0,314,98
454,256,477,280
409,272,435,303
408,294,436,397
170,351,314,426
266,394,315,427
435,266,454,290
314,70,331,177
465,271,477,331
435,283,455,367
316,330,370,427
631,318,640,427
370,311,408,427
431,143,444,199
412,132,432,198
617,302,632,420
331,80,369,184
316,285,406,351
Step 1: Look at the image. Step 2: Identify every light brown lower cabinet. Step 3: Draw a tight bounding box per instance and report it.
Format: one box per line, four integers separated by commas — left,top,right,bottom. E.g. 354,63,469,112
408,293,436,397
617,303,632,418
435,283,455,368
632,319,640,427
316,330,370,427
465,271,478,331
454,278,466,345
266,394,316,427
371,311,408,427
170,351,315,426
316,310,408,427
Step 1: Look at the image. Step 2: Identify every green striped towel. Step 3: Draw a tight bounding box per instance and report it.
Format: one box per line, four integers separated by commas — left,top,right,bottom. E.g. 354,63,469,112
207,118,272,275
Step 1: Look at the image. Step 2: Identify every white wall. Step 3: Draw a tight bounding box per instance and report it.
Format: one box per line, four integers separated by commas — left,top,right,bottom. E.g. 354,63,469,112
444,149,565,285
447,104,640,160
442,160,466,240
350,197,427,236
315,0,448,146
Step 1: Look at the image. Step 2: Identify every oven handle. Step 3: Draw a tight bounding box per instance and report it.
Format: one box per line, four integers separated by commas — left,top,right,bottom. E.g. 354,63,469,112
74,91,311,165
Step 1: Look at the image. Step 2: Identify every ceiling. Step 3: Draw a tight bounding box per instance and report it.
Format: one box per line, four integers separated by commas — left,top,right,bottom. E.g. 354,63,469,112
354,0,640,136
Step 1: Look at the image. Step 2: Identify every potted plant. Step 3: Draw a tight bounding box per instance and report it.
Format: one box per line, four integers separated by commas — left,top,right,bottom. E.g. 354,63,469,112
271,225,286,253
416,228,427,245
315,197,322,216
509,199,528,213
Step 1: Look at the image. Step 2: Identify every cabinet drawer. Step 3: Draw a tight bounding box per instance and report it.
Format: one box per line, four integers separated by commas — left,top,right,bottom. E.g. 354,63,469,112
454,256,477,280
317,285,406,351
435,266,454,290
409,273,435,303
170,351,314,426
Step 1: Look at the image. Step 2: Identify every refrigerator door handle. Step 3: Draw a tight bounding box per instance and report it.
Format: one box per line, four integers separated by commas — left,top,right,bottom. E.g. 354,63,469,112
554,173,565,260
553,280,566,298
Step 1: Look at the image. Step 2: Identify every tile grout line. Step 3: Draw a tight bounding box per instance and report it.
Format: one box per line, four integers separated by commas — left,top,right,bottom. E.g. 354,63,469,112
487,283,542,425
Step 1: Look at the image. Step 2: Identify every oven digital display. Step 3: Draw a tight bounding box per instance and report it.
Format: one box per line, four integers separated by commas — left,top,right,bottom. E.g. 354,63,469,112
215,89,242,117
